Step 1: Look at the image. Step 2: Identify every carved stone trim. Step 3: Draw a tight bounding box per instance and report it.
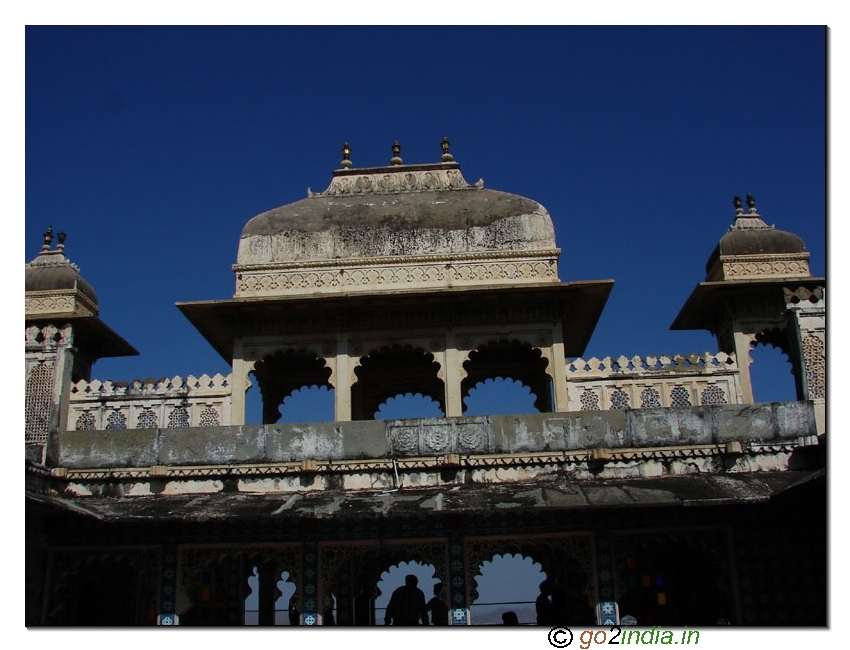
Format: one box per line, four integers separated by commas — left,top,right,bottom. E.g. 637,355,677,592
54,442,756,484
25,290,98,317
708,253,811,281
234,253,560,297
801,333,825,399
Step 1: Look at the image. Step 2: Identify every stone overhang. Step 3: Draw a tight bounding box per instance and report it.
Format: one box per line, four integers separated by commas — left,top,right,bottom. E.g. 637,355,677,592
177,280,614,363
37,402,822,515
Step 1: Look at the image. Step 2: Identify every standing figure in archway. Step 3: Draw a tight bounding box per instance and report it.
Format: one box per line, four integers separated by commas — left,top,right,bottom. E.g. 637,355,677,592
426,582,449,625
536,579,553,626
550,577,568,624
384,574,429,625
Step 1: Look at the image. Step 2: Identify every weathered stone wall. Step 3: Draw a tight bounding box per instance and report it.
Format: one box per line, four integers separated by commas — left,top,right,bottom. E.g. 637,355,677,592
54,402,816,470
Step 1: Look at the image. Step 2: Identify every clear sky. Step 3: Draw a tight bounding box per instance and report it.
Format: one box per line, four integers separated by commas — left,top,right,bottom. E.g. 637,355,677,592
25,25,825,413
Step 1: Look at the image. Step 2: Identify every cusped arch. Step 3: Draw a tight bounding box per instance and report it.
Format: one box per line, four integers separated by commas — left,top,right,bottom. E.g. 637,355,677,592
462,339,552,413
319,541,448,624
251,348,333,423
351,345,444,420
751,327,801,401
465,535,594,605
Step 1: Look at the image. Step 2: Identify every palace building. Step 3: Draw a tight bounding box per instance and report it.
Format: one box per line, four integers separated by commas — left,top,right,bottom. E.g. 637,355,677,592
25,140,825,626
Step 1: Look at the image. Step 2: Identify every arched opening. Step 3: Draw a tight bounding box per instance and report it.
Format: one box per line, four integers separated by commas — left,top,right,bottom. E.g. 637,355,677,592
351,345,444,420
462,340,552,413
251,350,333,424
463,377,539,416
279,385,334,423
470,553,545,624
244,567,298,625
376,392,443,420
750,330,798,403
374,560,439,625
467,536,596,626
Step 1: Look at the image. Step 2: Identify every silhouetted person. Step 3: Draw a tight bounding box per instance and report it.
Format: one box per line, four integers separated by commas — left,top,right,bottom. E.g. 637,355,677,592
551,578,568,623
502,611,519,625
426,582,449,625
354,580,376,626
384,574,429,625
323,592,336,625
288,594,300,626
536,579,553,626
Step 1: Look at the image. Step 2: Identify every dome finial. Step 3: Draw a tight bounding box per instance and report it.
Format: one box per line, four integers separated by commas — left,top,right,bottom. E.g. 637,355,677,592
746,192,757,213
441,136,454,162
42,226,53,251
733,196,743,215
340,141,352,169
390,140,403,166
57,231,67,251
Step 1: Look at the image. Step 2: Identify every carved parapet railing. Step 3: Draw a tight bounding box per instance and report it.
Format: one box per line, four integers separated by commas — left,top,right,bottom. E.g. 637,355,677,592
565,352,742,411
68,373,233,431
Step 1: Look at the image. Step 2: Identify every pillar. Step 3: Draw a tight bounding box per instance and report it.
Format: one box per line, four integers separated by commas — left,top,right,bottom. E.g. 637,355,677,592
231,339,247,425
447,532,469,625
334,334,352,421
593,529,617,625
551,325,569,412
444,332,464,417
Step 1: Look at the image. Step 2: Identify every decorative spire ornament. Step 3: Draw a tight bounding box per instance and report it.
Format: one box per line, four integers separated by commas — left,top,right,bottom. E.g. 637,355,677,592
390,140,403,166
340,142,352,169
42,226,53,251
441,136,454,162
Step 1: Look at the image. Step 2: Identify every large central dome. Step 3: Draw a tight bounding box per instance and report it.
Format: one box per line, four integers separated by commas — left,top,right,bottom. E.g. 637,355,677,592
233,151,561,298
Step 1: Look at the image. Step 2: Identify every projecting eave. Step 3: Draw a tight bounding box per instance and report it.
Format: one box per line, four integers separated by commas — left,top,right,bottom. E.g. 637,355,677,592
670,277,825,332
25,470,824,523
177,280,614,364
25,315,138,360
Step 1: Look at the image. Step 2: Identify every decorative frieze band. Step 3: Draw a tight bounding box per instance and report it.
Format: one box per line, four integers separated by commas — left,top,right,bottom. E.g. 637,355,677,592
234,253,559,297
52,440,794,485
26,290,98,317
709,253,811,281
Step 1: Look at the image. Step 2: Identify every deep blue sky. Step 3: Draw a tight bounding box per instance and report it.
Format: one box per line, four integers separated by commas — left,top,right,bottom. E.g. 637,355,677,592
24,26,826,412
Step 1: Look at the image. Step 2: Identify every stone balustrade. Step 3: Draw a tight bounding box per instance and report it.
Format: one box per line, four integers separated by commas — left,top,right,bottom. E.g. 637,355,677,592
66,353,743,430
68,374,232,431
565,352,742,412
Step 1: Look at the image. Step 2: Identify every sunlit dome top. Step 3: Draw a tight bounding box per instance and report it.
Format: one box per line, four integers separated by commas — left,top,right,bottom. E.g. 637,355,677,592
704,193,811,281
25,227,98,310
236,140,558,269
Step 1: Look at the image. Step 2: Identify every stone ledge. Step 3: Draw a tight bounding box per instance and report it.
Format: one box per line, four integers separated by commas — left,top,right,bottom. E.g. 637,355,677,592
52,402,815,470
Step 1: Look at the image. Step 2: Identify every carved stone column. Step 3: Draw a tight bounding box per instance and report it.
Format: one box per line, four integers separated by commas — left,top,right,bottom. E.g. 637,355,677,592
785,285,825,434
334,334,352,422
444,332,464,417
551,325,570,412
230,340,247,425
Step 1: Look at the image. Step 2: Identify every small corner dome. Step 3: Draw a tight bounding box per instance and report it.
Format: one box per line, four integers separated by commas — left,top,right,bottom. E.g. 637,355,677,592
236,161,557,266
704,196,809,277
26,242,98,306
